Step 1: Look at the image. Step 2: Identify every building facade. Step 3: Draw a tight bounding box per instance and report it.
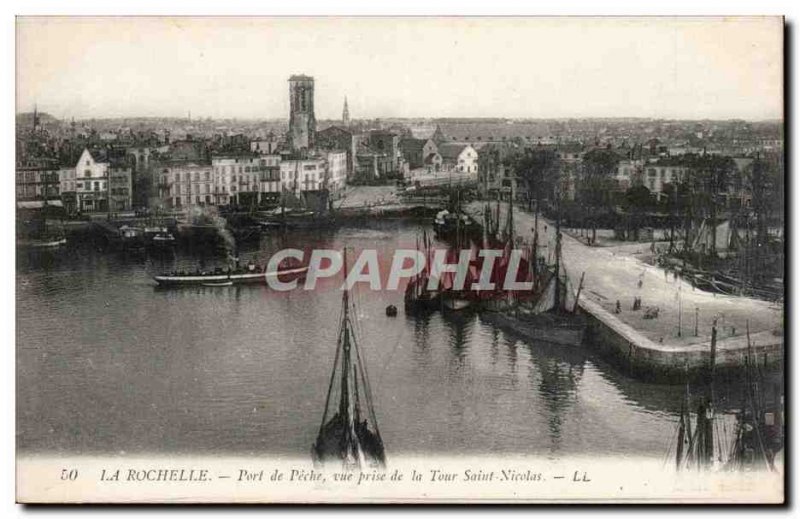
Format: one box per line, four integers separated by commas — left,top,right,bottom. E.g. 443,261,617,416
16,165,61,202
156,162,214,209
400,138,438,170
73,148,132,213
325,151,348,196
642,160,688,200
317,126,362,179
438,143,479,175
212,154,264,206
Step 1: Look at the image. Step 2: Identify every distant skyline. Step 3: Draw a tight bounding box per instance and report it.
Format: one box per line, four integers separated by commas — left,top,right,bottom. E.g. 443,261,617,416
16,17,783,121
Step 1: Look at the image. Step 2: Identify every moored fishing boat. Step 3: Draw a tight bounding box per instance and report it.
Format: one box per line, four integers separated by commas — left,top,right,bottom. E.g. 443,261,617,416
312,250,386,469
480,191,587,346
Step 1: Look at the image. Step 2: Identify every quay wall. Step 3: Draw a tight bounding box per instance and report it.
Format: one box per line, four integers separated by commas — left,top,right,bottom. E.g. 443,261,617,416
579,298,783,383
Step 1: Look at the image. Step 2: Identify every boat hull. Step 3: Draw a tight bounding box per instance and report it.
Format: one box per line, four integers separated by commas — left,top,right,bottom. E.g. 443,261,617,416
153,266,308,287
17,237,67,249
481,311,585,347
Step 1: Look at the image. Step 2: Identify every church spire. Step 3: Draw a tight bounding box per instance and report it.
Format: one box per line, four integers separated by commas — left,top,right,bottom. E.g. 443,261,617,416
342,96,350,127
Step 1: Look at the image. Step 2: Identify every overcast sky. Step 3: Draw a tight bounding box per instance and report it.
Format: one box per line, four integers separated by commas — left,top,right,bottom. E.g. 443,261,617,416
16,16,783,121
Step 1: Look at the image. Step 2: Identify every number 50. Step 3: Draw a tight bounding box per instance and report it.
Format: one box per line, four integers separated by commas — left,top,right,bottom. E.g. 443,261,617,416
60,469,78,481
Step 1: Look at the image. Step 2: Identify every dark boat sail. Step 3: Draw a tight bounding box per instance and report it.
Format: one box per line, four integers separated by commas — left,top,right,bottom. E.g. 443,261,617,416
312,250,386,470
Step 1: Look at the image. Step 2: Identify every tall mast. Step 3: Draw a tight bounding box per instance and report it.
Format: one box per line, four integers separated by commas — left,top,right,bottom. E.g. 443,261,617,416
554,188,562,310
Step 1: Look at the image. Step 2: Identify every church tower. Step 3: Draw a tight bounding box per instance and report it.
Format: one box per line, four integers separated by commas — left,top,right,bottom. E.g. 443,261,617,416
288,74,316,151
342,96,350,127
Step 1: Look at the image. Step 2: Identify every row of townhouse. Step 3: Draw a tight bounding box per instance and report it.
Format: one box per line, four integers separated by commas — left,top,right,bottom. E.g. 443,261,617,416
154,150,347,210
15,165,61,202
16,148,134,214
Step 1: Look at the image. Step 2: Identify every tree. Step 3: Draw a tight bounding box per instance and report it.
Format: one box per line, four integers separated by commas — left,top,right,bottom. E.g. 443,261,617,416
749,154,782,247
512,147,560,211
579,148,620,243
623,185,652,241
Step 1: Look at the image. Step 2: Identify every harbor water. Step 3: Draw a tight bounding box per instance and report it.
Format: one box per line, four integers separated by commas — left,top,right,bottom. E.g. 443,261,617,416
16,219,771,459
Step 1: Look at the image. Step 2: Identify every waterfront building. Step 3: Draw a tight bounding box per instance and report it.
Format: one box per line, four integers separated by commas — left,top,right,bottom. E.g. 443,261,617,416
211,153,264,206
317,126,362,179
256,154,283,205
57,167,77,214
280,157,324,195
156,161,214,209
16,164,61,202
73,148,133,213
288,74,316,151
325,150,348,196
438,143,479,175
399,138,438,170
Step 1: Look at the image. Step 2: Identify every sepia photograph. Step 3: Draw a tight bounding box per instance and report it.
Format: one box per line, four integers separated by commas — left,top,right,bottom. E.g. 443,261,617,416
13,15,785,504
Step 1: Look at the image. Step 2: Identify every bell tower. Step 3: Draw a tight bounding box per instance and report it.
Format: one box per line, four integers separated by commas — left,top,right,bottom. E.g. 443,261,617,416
342,96,350,127
288,75,316,151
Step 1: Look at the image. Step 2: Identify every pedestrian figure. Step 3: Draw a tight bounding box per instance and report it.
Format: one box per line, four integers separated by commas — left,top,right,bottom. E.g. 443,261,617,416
637,279,643,289
615,300,621,314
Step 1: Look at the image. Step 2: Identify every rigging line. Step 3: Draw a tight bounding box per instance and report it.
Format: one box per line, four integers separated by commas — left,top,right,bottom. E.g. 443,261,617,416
319,318,346,435
663,420,681,469
352,332,381,438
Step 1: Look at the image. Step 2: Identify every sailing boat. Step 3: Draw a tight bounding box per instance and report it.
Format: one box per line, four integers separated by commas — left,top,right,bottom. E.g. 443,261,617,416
726,323,783,472
480,192,586,346
404,230,442,312
672,321,782,473
439,198,481,312
312,250,386,470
